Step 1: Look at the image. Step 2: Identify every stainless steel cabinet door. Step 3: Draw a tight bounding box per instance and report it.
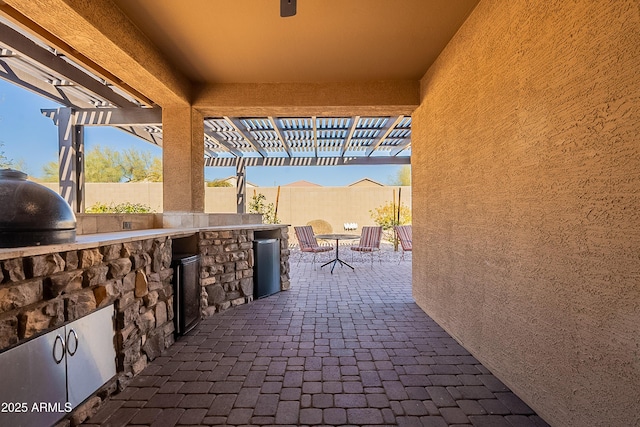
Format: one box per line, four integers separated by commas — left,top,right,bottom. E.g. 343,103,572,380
66,305,117,407
0,328,68,427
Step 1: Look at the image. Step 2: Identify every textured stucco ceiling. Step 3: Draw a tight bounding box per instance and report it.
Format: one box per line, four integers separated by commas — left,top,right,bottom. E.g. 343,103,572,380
111,0,478,84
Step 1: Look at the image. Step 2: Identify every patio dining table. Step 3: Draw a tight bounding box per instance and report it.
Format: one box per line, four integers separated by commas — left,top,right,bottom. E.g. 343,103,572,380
315,233,359,274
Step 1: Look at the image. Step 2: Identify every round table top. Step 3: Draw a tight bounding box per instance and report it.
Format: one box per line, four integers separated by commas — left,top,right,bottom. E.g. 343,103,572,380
315,233,360,240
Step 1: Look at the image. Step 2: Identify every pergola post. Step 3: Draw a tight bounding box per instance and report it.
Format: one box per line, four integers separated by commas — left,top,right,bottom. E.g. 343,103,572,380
236,158,246,214
56,107,85,213
162,107,205,213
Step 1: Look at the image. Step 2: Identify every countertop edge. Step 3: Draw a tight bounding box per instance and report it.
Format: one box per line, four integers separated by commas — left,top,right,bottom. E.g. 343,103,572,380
0,224,289,260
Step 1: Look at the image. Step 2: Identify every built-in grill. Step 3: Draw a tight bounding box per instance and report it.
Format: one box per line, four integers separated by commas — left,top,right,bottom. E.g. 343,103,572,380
0,168,76,248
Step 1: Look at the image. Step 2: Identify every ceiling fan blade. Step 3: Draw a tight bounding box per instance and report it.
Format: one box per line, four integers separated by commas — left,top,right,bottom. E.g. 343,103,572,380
280,0,297,17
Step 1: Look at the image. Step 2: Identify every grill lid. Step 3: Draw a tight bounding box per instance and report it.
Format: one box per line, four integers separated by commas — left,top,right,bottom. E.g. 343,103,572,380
0,169,76,248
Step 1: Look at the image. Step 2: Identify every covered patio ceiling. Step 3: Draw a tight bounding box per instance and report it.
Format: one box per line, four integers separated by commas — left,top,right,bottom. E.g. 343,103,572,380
0,1,479,167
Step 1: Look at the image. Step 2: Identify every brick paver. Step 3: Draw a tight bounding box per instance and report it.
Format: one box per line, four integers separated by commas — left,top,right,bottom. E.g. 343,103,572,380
82,257,550,426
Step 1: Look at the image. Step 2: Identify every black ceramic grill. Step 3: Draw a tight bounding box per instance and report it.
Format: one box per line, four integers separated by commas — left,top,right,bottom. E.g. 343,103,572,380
0,169,76,248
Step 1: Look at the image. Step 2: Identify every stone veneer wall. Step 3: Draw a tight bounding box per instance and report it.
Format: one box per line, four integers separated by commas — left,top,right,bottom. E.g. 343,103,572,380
0,226,289,424
0,237,176,424
198,227,290,315
412,1,640,426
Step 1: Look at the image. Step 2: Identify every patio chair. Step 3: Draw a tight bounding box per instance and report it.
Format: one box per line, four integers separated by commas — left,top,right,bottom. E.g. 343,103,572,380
293,225,333,267
395,224,412,262
350,226,382,264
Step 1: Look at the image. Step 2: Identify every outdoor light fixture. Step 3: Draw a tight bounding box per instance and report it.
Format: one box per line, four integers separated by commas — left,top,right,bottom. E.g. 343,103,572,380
280,0,296,17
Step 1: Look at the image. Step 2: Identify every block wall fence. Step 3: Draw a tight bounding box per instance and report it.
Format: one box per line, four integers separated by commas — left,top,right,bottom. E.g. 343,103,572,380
41,183,411,238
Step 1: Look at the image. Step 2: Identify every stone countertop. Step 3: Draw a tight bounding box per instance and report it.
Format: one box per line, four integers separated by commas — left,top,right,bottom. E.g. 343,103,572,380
0,224,289,261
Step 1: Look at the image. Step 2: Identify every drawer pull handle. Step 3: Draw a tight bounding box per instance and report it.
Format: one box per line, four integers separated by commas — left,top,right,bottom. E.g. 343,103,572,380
67,329,79,356
53,334,65,364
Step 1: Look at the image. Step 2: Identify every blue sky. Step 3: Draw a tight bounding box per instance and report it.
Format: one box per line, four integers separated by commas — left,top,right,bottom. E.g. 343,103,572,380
0,79,405,186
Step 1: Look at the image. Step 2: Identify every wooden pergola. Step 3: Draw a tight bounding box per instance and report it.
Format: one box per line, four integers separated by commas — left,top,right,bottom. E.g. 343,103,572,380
1,15,410,213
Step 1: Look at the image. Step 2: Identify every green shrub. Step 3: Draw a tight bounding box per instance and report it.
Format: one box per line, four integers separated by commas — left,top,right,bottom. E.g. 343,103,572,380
206,179,233,187
86,202,153,213
370,201,411,247
248,193,280,224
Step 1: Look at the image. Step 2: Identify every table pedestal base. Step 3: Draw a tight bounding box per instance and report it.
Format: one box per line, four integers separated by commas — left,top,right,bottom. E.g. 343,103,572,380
314,234,359,274
321,257,354,274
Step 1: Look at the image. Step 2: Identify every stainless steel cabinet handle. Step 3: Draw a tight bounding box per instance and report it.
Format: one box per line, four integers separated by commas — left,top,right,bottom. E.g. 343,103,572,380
67,329,79,356
53,334,65,364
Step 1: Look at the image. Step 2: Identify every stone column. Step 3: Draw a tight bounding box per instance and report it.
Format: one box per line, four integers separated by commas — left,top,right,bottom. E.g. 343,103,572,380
162,107,205,214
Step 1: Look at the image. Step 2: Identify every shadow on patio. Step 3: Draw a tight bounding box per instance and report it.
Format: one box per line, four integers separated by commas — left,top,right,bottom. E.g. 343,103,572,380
82,251,549,427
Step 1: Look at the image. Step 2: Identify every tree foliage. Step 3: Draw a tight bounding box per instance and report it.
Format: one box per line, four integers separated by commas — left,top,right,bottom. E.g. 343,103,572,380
85,145,123,182
248,192,280,224
0,142,28,173
41,161,59,182
206,178,233,187
0,142,11,168
390,165,411,186
41,145,163,182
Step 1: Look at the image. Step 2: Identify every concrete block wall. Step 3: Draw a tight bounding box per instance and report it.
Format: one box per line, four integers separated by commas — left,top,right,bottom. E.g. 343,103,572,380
412,1,640,426
42,183,411,238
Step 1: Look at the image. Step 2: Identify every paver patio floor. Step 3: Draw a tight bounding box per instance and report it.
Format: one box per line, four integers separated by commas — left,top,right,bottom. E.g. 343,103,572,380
83,254,550,427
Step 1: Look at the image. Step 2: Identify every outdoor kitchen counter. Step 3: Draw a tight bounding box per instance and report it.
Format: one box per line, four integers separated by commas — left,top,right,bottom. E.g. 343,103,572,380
0,222,290,426
0,224,289,261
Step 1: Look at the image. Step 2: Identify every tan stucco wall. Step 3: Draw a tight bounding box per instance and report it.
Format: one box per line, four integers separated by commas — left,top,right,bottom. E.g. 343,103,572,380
194,81,419,117
162,107,205,212
412,1,640,426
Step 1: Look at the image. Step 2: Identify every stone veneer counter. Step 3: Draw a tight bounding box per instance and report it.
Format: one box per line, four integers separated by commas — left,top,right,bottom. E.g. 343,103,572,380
0,224,287,260
0,223,289,425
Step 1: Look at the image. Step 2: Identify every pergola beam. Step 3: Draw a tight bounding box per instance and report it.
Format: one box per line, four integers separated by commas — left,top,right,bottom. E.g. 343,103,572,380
41,107,163,146
115,126,162,147
203,126,244,158
390,140,412,156
55,107,84,212
341,116,360,156
226,117,269,158
205,156,410,167
41,107,161,126
365,116,404,157
312,116,318,157
268,117,292,158
236,158,246,214
0,21,138,108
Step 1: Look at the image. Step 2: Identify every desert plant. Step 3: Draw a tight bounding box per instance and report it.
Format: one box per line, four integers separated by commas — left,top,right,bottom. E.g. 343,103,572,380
248,192,280,224
370,201,411,247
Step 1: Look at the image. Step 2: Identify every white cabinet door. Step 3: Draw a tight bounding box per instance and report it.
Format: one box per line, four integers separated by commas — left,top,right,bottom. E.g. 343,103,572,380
0,328,68,427
66,305,117,407
0,304,117,425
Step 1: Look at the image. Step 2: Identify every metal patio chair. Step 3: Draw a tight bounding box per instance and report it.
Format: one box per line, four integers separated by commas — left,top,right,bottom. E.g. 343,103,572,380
350,226,382,264
293,225,333,267
395,224,412,262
